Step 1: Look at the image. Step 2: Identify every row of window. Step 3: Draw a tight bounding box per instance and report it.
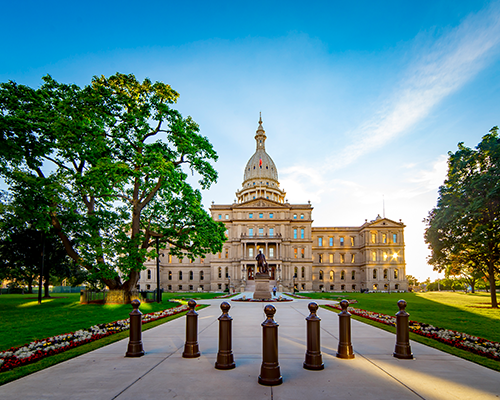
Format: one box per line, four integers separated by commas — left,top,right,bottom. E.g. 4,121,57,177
247,247,275,258
370,232,398,244
317,236,354,247
218,212,307,220
162,254,204,264
165,284,227,291
316,253,356,264
248,227,275,236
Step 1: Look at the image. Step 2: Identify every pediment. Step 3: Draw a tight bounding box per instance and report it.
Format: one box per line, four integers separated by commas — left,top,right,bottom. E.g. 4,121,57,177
235,198,286,209
366,218,404,228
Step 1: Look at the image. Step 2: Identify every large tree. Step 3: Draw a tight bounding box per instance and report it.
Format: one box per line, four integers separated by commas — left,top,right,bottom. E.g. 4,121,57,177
0,73,226,301
424,126,500,308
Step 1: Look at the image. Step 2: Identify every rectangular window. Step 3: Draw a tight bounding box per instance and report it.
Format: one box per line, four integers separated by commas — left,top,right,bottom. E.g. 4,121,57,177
249,213,253,218
259,228,264,236
393,233,397,243
301,248,305,258
249,248,254,257
382,233,387,244
225,214,229,220
269,248,274,257
249,228,253,236
259,213,263,218
225,249,229,258
340,254,345,263
318,237,323,246
352,271,356,280
301,229,304,239
371,233,376,243
293,229,297,239
225,229,229,238
218,214,222,220
351,254,355,263
383,252,388,261
269,228,274,236
178,285,182,291
340,237,344,246
269,213,274,218
350,237,355,246
168,254,172,263
372,251,377,261
319,254,323,263
329,254,333,263
329,237,333,246
294,248,298,258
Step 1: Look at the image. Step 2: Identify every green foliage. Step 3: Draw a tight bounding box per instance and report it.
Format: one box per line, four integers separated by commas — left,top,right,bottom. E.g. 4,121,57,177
424,126,500,307
0,74,226,293
0,293,181,351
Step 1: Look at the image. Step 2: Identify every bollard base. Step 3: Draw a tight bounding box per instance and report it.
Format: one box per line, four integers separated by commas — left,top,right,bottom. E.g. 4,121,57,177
182,343,200,358
303,352,324,370
258,362,282,386
336,344,355,359
215,351,235,369
393,347,413,359
125,342,145,357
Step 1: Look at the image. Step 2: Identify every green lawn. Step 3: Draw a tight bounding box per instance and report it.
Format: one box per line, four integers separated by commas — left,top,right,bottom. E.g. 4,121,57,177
0,292,222,351
305,291,500,343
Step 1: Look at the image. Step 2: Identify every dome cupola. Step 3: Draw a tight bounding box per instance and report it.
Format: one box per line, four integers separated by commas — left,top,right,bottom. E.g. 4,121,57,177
235,115,286,204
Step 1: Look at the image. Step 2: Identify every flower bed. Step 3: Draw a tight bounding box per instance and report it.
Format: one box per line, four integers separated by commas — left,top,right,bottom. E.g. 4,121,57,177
232,295,292,302
325,304,500,361
0,304,189,373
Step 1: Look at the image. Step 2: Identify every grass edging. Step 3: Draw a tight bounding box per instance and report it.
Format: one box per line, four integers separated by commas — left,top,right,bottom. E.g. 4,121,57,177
320,305,500,373
0,304,209,386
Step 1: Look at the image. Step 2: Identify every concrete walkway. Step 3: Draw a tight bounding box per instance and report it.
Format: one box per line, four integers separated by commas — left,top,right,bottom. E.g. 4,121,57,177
1,297,499,400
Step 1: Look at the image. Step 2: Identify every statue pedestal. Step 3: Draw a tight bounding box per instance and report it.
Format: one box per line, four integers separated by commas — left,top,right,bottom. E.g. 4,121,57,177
254,274,271,300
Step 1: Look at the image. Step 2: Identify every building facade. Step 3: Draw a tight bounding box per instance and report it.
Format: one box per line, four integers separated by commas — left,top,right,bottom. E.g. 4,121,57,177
139,117,408,293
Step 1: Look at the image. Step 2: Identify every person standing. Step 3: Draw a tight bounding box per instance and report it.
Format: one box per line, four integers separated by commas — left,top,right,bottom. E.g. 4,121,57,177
272,286,277,297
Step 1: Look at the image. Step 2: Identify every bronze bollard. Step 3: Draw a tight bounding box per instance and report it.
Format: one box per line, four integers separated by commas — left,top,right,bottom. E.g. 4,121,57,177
336,300,355,359
393,299,413,359
258,304,283,386
303,302,324,370
182,299,201,358
125,299,145,357
215,301,235,369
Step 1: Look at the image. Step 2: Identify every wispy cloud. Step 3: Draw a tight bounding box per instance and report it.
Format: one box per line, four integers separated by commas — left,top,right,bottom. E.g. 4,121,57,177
328,2,500,171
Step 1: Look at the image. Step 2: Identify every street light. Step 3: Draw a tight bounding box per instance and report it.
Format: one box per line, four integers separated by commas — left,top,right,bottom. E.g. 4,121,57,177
156,236,161,303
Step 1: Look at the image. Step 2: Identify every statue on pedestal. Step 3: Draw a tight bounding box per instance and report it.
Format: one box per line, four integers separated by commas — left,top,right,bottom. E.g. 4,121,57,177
256,250,269,275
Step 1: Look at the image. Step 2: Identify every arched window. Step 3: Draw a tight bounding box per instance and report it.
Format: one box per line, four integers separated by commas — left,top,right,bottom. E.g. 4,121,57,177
225,267,229,278
341,270,345,280
394,269,398,279
294,267,298,278
383,269,388,279
330,271,334,281
301,267,305,278
189,271,193,280
319,270,324,280
168,271,172,280
200,271,204,281
218,267,222,279
178,271,183,280
373,269,377,279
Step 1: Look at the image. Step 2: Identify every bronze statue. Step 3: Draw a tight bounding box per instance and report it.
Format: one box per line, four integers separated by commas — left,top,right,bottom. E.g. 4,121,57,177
256,251,269,274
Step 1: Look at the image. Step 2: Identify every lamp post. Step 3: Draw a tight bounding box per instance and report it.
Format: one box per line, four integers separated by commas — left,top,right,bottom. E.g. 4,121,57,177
156,236,161,303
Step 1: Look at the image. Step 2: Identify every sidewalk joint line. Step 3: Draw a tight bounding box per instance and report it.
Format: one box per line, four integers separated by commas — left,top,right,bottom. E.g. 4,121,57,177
111,307,219,400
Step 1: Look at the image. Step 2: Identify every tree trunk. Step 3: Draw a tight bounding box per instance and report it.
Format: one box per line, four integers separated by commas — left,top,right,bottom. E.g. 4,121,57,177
27,278,33,294
487,261,498,308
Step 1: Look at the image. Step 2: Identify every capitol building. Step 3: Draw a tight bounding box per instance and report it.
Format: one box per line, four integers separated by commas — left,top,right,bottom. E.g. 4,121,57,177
140,117,408,293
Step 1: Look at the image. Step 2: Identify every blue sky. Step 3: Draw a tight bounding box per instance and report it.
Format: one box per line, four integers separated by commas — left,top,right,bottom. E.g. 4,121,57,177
2,0,500,280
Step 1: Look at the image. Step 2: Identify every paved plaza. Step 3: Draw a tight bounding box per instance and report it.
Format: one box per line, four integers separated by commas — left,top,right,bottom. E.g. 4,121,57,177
1,295,499,399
